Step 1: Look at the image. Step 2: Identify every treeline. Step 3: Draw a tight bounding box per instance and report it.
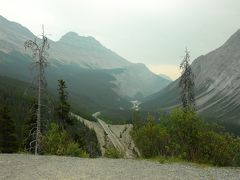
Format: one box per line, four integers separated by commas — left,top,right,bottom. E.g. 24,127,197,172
0,76,101,157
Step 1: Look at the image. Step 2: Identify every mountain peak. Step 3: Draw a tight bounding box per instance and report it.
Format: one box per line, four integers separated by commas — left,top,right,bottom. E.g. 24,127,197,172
59,31,101,48
60,32,96,42
61,31,79,39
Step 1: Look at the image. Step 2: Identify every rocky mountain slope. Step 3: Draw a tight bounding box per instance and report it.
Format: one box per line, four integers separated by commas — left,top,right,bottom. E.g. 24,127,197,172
52,31,131,69
0,15,170,102
142,29,240,126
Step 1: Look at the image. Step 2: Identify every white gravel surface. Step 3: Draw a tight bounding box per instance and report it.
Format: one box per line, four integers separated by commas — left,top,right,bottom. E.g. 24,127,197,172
0,154,240,180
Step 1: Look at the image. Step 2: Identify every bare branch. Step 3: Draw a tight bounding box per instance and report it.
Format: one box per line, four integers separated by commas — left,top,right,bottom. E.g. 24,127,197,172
24,25,50,155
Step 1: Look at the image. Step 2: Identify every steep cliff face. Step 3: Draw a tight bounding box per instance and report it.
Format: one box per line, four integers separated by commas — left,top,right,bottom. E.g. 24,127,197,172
143,29,240,125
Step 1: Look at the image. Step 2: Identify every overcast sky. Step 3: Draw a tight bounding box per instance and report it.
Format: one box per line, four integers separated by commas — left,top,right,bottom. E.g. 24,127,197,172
1,0,240,79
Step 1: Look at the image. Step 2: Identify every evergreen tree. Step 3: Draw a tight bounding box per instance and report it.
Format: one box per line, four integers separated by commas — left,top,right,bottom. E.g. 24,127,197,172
0,105,18,153
56,80,72,130
132,110,141,130
179,48,195,110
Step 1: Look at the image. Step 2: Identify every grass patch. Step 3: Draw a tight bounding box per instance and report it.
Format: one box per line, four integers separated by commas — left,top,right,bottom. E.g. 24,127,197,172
105,147,124,159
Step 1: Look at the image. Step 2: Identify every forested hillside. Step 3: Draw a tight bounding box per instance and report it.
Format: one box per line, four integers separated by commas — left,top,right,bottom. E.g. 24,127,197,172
0,75,101,157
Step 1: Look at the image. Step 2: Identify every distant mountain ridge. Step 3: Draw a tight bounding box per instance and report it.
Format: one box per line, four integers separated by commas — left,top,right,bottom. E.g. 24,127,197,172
0,15,131,69
142,29,240,126
158,74,172,81
52,31,131,69
0,15,170,114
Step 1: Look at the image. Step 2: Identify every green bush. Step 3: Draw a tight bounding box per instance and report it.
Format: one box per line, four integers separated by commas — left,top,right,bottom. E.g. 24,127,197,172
105,147,123,158
42,123,88,157
131,115,162,158
65,142,89,157
66,117,101,158
131,108,240,166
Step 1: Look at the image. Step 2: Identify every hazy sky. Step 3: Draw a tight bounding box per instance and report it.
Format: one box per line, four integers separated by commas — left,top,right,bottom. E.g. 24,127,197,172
1,0,240,79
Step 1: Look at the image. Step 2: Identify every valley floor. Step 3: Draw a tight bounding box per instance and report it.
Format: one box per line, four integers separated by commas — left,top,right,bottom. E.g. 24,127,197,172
0,154,240,180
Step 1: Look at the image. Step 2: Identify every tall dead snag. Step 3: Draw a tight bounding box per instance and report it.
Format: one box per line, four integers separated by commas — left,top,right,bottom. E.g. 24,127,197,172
179,48,195,111
24,25,49,155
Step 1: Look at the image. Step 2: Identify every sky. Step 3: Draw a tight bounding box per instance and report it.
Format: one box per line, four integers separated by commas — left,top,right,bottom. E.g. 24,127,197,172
1,0,240,80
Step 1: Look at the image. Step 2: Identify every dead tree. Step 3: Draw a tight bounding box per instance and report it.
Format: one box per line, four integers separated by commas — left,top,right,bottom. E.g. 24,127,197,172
24,25,50,155
179,48,195,111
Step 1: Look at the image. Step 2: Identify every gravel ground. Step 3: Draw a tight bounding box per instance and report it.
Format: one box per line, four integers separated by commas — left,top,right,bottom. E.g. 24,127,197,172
0,154,240,180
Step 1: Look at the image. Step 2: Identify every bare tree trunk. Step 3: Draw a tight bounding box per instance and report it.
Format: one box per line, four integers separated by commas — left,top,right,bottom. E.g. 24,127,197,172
25,25,49,155
35,57,42,155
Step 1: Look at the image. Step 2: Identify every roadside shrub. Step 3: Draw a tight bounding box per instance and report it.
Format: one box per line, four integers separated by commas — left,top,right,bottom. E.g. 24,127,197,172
65,142,89,157
67,118,101,158
105,147,123,158
42,123,88,157
198,132,240,166
131,108,240,166
131,115,165,158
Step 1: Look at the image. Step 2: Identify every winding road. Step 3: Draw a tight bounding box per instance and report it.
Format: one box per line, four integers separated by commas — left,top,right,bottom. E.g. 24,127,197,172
92,112,129,158
72,112,139,158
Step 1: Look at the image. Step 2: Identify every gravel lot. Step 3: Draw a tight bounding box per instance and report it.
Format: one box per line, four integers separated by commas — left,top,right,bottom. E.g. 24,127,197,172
0,154,240,180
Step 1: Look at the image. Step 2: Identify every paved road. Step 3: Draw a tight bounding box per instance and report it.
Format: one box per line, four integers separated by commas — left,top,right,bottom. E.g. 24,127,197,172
92,112,128,157
1,154,240,180
98,119,125,153
72,112,137,158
